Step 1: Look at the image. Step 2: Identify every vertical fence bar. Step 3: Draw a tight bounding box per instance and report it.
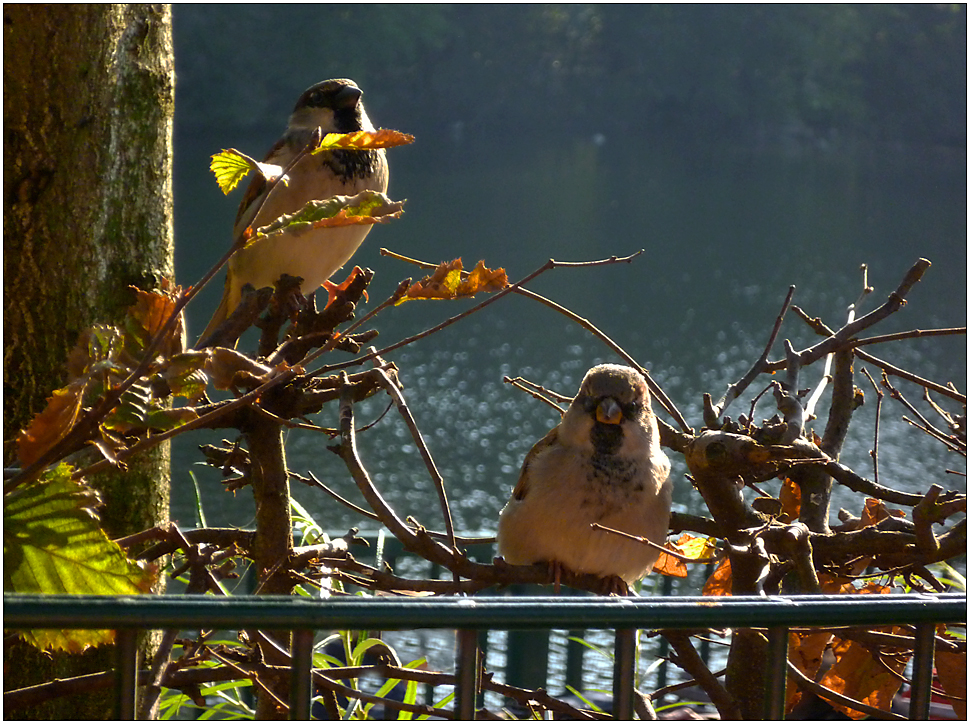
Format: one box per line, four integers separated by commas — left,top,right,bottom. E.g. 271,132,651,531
115,628,139,720
612,629,636,721
908,622,936,720
455,629,480,720
290,629,314,721
764,626,789,720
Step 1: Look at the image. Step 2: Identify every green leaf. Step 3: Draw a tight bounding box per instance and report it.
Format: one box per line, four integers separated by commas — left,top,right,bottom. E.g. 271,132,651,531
251,190,405,242
3,464,153,651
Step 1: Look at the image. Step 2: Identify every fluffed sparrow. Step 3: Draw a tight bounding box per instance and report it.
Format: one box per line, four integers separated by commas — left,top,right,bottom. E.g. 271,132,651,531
199,78,389,344
497,364,672,589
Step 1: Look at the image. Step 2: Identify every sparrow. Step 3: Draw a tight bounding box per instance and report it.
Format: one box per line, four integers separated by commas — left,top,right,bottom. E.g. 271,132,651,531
199,78,389,345
497,364,672,590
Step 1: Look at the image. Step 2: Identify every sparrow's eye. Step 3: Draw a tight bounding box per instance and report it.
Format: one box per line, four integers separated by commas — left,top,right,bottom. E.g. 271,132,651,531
622,402,642,419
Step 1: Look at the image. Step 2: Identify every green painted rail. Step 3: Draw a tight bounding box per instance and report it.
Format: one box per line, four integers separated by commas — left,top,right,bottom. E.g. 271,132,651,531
5,593,965,721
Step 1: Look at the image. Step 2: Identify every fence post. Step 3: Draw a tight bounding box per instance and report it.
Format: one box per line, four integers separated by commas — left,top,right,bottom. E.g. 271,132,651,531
764,626,789,720
290,629,314,720
908,622,936,720
455,629,480,720
115,628,139,720
612,629,636,720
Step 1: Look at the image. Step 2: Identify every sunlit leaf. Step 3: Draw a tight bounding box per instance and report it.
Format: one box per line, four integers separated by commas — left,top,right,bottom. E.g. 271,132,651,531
204,347,274,391
398,258,508,304
779,477,800,522
210,148,282,196
159,351,210,400
652,549,688,577
3,464,153,651
653,533,717,577
321,266,369,310
315,129,414,152
702,558,733,596
819,628,909,719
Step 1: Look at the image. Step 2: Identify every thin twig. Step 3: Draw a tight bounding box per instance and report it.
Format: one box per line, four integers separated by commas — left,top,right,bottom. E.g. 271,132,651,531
790,305,966,404
850,326,967,348
378,247,690,431
591,523,719,564
716,285,796,419
860,368,883,485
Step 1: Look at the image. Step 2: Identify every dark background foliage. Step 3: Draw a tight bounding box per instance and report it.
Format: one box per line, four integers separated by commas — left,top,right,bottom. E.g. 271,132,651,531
173,4,966,147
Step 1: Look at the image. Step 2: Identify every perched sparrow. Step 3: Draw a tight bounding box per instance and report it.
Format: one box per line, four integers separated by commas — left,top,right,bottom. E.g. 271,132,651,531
497,364,672,589
199,78,389,344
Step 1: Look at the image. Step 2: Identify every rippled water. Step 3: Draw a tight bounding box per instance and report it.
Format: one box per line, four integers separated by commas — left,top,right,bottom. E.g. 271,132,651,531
172,136,965,702
175,137,966,535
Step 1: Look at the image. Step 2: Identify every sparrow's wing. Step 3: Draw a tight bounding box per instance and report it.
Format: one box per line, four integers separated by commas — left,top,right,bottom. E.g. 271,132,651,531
510,425,560,501
234,136,290,237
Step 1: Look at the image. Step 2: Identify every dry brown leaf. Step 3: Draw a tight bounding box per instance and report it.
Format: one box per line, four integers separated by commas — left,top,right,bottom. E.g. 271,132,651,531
16,380,88,466
935,647,967,718
205,348,273,391
786,629,835,713
127,284,184,358
860,497,906,527
401,258,508,303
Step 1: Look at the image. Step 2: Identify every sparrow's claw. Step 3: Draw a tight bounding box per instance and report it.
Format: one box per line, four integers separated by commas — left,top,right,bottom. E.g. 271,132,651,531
548,560,564,595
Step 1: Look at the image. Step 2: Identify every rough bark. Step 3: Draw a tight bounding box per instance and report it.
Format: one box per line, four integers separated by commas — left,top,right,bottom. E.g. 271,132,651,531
3,4,174,718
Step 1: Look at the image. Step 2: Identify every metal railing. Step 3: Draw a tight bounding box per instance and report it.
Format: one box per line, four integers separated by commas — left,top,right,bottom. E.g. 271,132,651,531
4,592,964,720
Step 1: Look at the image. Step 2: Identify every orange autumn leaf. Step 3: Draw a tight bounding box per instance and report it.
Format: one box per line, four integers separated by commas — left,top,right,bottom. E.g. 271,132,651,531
779,477,801,522
125,284,184,358
653,534,718,577
652,549,688,577
400,258,508,303
786,629,834,713
316,128,415,152
702,558,733,596
819,629,909,719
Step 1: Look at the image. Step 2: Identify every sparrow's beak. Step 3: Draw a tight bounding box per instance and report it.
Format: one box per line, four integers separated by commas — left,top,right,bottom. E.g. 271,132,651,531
595,398,623,425
334,85,362,109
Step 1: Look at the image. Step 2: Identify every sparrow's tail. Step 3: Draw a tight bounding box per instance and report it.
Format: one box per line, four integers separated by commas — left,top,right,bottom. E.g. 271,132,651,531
197,288,231,348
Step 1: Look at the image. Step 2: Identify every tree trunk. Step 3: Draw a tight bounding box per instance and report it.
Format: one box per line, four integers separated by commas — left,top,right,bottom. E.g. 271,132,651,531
3,4,174,718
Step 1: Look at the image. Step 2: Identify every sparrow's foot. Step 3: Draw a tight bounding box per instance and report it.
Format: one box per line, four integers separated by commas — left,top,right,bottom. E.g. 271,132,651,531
546,560,565,595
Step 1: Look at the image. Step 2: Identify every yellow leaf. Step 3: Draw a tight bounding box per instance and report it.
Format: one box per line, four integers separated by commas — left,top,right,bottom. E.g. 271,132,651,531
211,148,261,195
